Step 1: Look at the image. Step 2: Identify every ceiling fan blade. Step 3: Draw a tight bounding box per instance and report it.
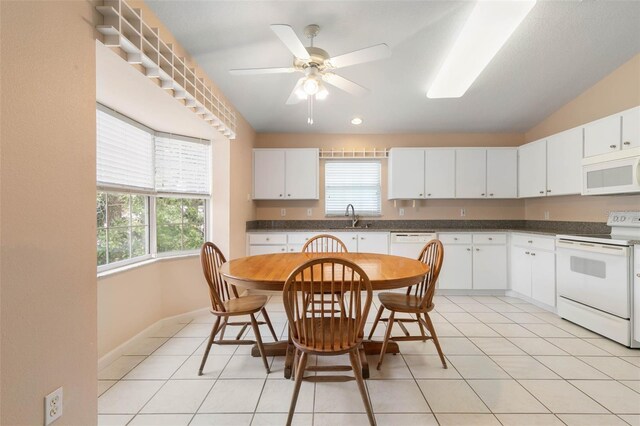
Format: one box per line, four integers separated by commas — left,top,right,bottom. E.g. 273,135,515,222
229,67,296,75
322,73,369,96
270,24,310,60
286,78,306,104
327,43,391,69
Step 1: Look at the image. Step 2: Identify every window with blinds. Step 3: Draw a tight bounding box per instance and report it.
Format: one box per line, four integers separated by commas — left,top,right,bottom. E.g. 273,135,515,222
155,134,210,195
325,161,382,216
96,107,154,191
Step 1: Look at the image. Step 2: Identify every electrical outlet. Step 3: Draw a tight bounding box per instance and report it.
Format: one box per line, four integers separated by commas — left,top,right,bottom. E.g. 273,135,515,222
306,208,312,217
460,208,466,217
45,387,63,425
280,208,286,217
399,208,405,217
544,210,550,220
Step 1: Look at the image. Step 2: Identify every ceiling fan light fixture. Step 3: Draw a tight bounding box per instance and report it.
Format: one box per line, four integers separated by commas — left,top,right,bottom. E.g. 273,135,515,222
427,0,537,99
315,85,329,100
302,77,320,95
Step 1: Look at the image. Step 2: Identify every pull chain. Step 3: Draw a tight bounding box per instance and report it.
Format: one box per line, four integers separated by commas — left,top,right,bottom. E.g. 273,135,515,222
307,96,314,125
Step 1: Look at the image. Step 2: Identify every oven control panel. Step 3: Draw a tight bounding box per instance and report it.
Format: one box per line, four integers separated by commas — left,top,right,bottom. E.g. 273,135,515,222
607,211,640,227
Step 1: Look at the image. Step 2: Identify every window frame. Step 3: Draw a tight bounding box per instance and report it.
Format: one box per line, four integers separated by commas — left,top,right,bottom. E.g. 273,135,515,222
96,105,212,273
324,160,383,217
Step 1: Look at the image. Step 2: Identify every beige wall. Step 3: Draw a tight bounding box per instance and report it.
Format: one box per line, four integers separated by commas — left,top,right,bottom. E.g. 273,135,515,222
0,1,99,425
524,53,640,222
97,257,209,358
255,133,525,220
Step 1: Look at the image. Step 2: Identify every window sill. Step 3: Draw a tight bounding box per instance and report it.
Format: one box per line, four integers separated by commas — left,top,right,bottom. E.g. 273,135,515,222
97,252,199,279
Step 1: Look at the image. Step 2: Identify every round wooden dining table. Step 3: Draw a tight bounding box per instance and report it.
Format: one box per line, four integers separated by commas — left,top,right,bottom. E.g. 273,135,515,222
220,252,429,378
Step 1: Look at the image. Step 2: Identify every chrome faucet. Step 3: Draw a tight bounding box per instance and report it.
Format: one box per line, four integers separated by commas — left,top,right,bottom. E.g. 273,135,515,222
345,204,359,228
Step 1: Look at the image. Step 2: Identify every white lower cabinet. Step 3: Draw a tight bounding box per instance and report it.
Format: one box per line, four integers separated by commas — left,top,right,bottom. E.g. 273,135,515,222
247,231,388,255
438,233,507,290
356,233,389,254
510,233,556,307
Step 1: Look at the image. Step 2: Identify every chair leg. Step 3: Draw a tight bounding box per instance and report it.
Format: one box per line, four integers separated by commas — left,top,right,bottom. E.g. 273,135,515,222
286,351,308,426
349,349,376,426
261,308,279,341
368,305,385,339
424,313,447,369
198,316,221,376
377,311,395,370
219,319,228,340
250,313,270,373
417,314,427,342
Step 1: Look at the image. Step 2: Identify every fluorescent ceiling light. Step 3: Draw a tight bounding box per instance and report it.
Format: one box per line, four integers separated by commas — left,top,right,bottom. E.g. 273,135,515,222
427,0,536,99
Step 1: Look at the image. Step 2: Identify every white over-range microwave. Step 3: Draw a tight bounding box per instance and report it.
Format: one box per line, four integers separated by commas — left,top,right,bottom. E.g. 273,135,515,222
582,147,640,195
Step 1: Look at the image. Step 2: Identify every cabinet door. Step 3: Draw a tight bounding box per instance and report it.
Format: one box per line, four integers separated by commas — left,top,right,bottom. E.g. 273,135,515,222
438,245,473,289
388,148,425,199
518,140,547,198
473,245,507,290
325,232,358,253
486,149,517,198
253,150,285,199
248,245,287,255
357,233,389,254
285,149,318,199
510,247,532,297
584,114,621,157
425,149,456,198
456,149,487,198
622,106,640,150
530,250,556,307
547,127,583,196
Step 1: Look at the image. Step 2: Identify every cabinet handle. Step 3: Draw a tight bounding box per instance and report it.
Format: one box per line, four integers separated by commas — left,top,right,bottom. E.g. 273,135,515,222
279,194,283,197
454,237,458,241
419,193,423,197
466,248,471,251
489,193,494,197
610,144,617,149
281,248,285,251
488,237,493,240
481,193,485,196
287,194,291,197
525,251,530,255
475,248,480,251
528,240,533,243
531,252,536,256
623,141,631,146
266,238,270,241
539,191,544,194
546,189,551,192
352,237,357,240
637,273,640,278
360,237,365,240
427,193,431,196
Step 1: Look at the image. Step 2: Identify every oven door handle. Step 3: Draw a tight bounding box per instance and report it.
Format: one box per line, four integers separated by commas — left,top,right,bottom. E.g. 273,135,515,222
557,239,629,256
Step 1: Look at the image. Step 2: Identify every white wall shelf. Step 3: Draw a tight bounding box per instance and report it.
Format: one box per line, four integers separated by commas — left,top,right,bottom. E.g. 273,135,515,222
96,0,237,139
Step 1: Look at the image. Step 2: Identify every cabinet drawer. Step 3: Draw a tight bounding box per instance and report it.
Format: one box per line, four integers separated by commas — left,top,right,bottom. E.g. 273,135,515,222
439,233,472,244
287,233,317,245
473,233,507,245
248,233,287,245
511,234,555,251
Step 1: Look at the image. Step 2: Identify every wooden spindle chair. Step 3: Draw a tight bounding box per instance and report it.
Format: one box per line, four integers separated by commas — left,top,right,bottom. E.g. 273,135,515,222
283,258,375,426
199,242,278,375
368,239,446,370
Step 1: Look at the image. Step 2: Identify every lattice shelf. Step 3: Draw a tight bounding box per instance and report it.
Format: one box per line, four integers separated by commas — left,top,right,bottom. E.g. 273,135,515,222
319,148,389,159
96,0,236,139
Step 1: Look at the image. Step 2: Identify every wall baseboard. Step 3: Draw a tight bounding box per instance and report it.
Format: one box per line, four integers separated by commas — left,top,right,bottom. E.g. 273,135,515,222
98,307,210,371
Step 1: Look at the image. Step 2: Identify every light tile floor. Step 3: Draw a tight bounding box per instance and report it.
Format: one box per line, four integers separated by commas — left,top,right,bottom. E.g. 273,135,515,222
98,295,640,426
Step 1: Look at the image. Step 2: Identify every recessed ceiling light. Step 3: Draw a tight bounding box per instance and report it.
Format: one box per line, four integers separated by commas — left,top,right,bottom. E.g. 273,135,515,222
351,117,363,125
427,0,537,99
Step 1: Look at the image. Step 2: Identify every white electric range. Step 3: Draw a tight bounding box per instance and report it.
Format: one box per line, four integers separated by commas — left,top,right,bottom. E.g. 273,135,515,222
556,211,640,348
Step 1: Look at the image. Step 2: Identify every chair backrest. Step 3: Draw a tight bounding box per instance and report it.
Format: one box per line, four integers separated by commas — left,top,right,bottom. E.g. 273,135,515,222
406,239,444,310
301,234,348,254
282,258,372,352
200,242,239,313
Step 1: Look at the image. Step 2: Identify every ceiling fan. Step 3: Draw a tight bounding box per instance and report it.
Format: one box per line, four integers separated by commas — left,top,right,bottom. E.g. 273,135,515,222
229,24,391,124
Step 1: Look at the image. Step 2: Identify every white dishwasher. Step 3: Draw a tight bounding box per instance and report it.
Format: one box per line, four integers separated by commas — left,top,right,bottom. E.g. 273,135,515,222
390,233,436,259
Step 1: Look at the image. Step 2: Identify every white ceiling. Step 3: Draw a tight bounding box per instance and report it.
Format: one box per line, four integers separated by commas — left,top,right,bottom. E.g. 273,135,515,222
147,1,640,134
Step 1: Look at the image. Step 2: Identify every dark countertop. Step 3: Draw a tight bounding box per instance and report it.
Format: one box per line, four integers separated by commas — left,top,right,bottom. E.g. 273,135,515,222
246,220,610,237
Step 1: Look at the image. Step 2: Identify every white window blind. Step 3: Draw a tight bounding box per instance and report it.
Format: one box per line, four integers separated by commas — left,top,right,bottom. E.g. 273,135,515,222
96,107,154,191
155,134,211,195
325,161,381,216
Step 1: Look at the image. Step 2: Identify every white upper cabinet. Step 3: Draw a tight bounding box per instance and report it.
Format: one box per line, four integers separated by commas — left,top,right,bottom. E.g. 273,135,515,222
425,149,456,198
253,148,318,200
546,127,583,196
456,149,487,198
518,139,547,198
486,148,518,198
388,148,425,199
584,113,622,157
253,149,286,199
621,106,640,150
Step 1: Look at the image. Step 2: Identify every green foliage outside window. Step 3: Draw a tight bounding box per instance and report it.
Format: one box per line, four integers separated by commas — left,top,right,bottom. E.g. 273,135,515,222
156,197,206,253
97,192,149,266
